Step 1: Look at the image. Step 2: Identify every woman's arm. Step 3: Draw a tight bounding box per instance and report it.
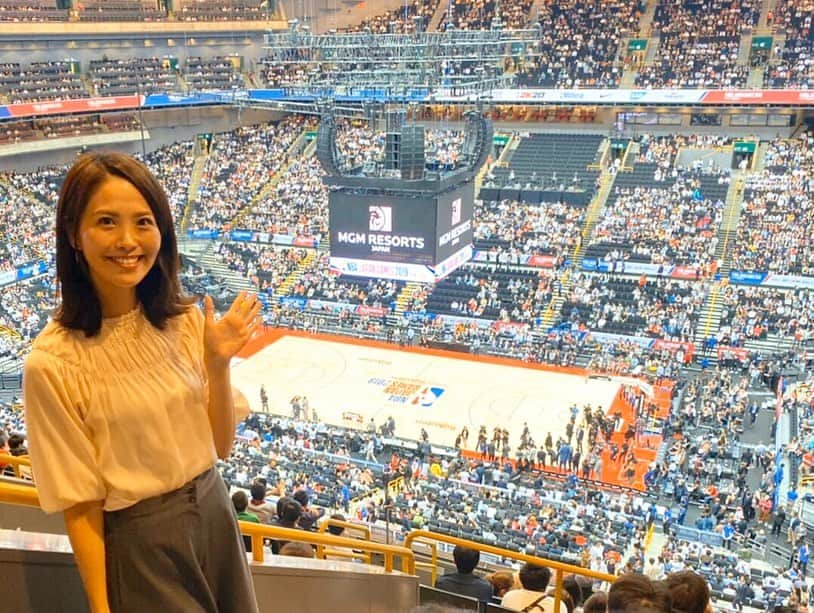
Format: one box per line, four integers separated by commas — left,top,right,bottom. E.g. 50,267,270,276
206,363,236,459
202,293,261,459
63,500,110,613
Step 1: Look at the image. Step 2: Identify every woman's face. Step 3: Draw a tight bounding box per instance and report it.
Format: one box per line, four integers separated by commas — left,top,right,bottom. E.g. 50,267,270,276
75,175,161,317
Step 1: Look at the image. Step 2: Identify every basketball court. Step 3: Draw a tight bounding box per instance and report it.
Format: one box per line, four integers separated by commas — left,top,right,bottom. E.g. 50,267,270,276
232,330,621,452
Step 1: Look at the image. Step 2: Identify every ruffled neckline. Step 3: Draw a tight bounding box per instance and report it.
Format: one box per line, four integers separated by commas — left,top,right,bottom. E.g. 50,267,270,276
100,306,143,334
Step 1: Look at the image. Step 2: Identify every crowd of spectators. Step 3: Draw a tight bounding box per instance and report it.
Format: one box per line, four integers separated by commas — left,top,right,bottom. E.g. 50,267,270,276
0,120,38,145
732,135,814,274
185,56,245,92
635,35,747,88
0,113,139,145
100,112,141,133
77,0,165,22
586,339,685,379
333,122,385,173
3,60,88,104
89,56,176,97
440,0,532,31
561,273,707,341
141,140,196,223
0,277,52,345
592,170,726,266
423,266,556,323
0,1,64,22
176,0,274,22
718,286,814,344
651,0,759,40
636,133,732,171
473,198,584,263
772,0,813,38
764,37,814,89
241,154,327,238
634,0,758,89
292,262,402,312
343,0,439,34
1,166,62,270
516,0,639,88
187,117,308,230
219,243,309,297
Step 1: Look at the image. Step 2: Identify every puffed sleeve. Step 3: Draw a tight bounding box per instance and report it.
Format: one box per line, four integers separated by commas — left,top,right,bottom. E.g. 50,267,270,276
23,349,106,514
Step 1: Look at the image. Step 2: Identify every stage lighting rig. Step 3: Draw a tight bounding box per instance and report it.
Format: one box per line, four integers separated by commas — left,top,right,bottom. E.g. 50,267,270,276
262,21,540,97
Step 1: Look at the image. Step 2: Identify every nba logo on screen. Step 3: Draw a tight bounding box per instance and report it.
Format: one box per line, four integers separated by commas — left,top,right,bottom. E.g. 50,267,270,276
412,386,445,407
451,198,462,225
369,206,392,232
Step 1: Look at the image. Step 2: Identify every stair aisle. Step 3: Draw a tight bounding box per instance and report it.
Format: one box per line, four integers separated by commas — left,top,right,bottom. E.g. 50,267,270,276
180,153,209,233
196,241,255,295
638,0,659,37
539,143,619,330
426,0,447,31
230,129,315,229
393,282,423,317
273,249,319,300
694,169,748,355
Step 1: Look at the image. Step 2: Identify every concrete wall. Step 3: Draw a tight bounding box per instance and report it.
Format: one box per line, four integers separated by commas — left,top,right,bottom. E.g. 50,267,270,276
0,34,267,70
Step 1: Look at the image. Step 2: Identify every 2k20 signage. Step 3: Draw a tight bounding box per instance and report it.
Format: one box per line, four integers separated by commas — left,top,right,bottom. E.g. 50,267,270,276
329,191,437,265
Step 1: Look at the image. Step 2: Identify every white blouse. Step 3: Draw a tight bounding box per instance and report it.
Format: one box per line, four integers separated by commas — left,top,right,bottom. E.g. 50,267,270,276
23,305,217,514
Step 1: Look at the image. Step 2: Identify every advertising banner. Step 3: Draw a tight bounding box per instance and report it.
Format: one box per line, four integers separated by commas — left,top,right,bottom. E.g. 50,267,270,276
5,95,141,118
586,331,655,349
356,305,389,318
717,346,749,361
670,265,702,280
273,234,295,246
293,235,319,248
433,244,474,281
729,270,767,285
436,182,475,264
653,339,694,362
230,229,254,242
329,191,438,265
491,320,529,334
527,254,558,268
186,229,220,240
763,274,814,289
279,296,307,310
701,90,814,105
0,269,15,286
16,261,48,280
328,256,437,283
143,92,225,108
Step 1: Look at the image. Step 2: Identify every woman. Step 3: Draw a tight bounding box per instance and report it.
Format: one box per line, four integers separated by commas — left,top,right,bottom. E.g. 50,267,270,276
23,153,260,613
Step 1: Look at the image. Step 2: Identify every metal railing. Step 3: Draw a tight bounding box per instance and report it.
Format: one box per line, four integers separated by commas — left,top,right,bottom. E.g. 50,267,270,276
0,478,619,603
240,521,415,573
405,530,616,612
0,479,415,575
0,453,33,480
316,517,372,564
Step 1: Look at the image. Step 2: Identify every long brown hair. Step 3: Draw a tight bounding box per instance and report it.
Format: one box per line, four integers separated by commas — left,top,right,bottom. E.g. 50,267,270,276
55,152,188,336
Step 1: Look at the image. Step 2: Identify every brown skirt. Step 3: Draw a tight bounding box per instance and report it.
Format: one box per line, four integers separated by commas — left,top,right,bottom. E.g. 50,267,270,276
103,467,259,613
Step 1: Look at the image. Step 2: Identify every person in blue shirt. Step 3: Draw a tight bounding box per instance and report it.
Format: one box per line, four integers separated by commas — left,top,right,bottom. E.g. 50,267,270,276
677,501,688,526
797,542,810,574
722,522,735,550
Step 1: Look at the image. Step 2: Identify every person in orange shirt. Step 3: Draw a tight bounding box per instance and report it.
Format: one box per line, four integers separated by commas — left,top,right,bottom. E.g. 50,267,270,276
758,495,773,523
